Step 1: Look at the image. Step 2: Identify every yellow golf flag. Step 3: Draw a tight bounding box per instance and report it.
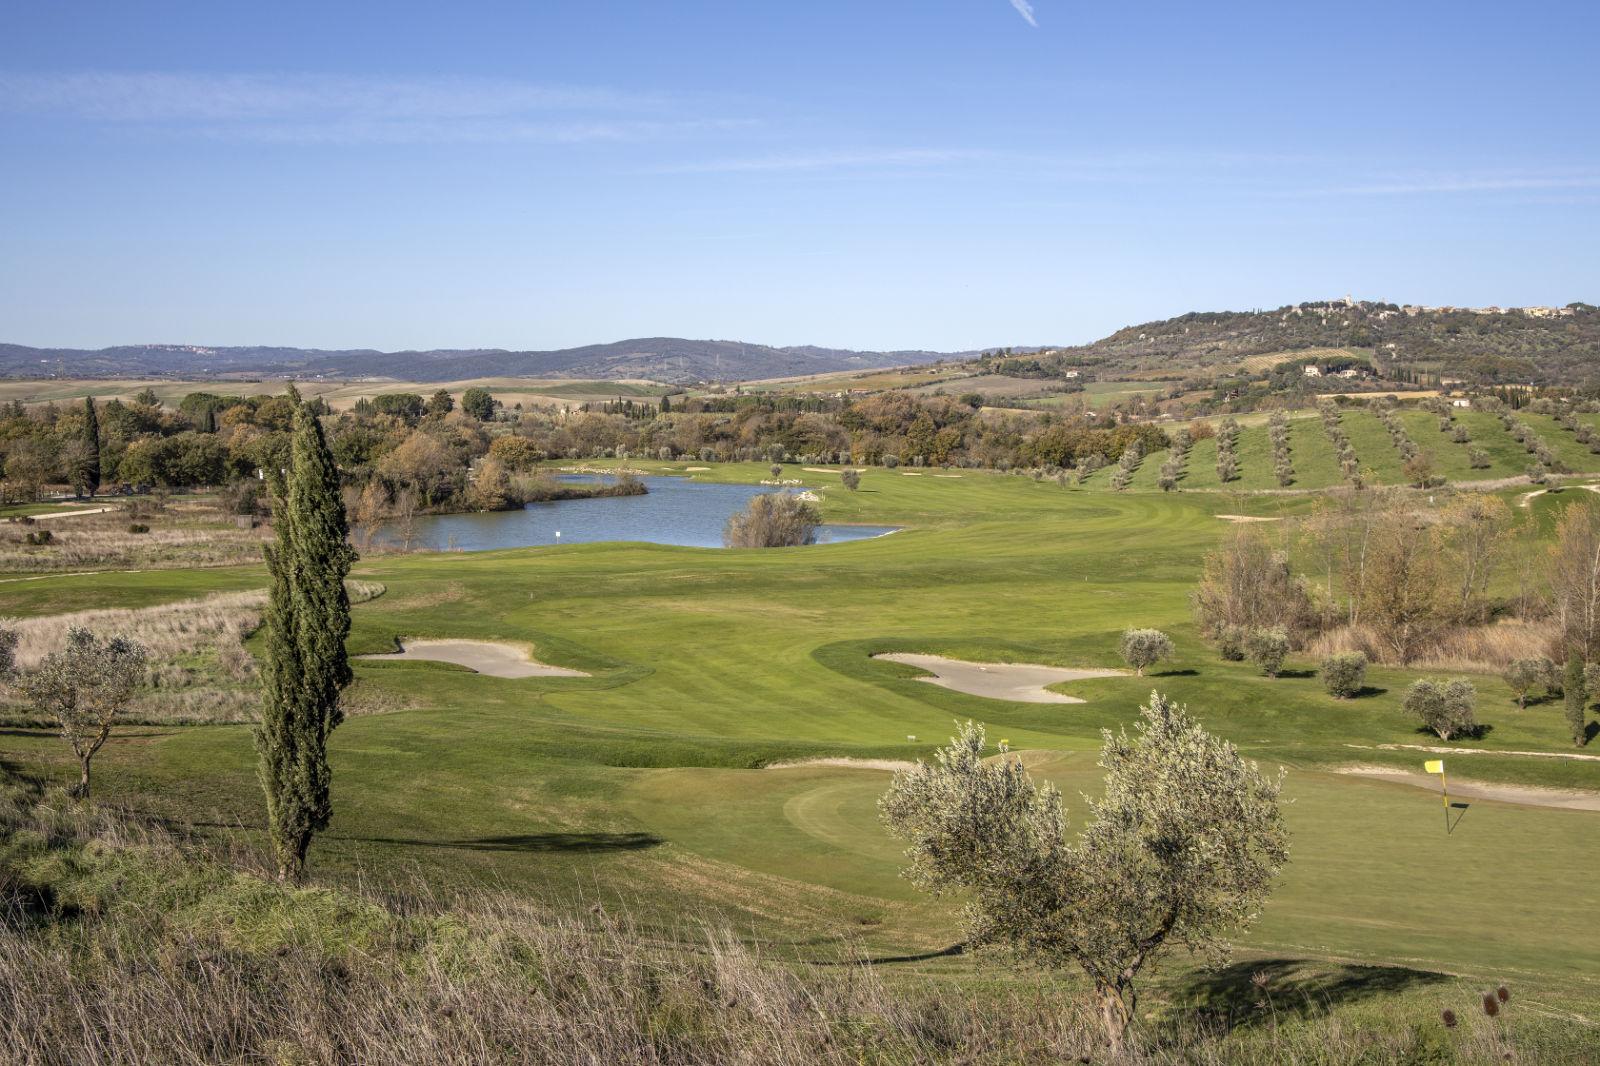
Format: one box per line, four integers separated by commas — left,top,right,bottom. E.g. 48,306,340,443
1424,759,1445,774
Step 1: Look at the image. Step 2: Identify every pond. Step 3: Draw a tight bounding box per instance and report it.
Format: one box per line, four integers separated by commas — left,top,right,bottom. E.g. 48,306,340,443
377,475,900,552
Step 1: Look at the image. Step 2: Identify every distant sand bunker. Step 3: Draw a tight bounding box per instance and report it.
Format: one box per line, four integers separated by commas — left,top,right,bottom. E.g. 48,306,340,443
875,653,1125,703
1216,514,1282,523
764,757,916,772
361,639,589,679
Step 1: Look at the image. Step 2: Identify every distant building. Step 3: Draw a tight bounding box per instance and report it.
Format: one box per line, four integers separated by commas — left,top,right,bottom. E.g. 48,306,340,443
1303,365,1323,377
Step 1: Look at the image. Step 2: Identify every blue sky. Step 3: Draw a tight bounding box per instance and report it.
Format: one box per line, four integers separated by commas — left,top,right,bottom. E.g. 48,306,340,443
2,1,1596,352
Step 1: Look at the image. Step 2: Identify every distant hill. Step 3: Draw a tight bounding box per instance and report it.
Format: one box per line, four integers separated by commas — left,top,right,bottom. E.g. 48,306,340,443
0,338,965,385
984,300,1600,386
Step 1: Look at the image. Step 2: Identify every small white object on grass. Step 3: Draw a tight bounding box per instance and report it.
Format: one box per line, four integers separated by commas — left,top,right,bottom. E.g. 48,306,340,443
907,735,917,742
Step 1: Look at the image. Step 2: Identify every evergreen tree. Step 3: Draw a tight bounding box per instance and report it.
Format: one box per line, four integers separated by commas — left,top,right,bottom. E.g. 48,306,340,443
1565,652,1589,747
255,399,355,881
77,396,101,497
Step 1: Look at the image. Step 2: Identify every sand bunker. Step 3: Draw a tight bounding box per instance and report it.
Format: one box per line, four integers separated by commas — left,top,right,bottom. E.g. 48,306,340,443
875,653,1125,703
1340,766,1600,812
1216,514,1282,523
360,638,589,679
764,757,916,772
684,466,710,471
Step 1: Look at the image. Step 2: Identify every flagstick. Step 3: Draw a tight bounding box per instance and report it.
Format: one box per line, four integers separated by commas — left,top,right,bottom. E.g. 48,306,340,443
1442,769,1450,835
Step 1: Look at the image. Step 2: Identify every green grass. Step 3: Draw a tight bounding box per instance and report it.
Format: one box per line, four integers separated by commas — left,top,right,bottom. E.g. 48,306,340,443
2,461,1598,999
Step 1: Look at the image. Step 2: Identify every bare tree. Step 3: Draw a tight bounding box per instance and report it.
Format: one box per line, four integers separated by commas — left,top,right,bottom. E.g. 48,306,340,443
18,627,147,799
1548,500,1600,661
1441,494,1511,624
880,698,1287,1056
1192,526,1316,643
1362,504,1444,664
392,487,420,552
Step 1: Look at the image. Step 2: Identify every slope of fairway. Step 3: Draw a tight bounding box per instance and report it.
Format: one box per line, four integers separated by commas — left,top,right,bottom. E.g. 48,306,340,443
2,461,1597,991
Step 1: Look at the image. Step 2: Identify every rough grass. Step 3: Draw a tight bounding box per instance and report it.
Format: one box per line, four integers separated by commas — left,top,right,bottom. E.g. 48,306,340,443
0,777,1592,1065
0,501,270,573
0,581,384,725
1306,618,1558,672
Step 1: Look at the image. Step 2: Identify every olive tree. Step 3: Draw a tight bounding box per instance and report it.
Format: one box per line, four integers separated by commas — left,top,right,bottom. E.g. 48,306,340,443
840,468,861,491
880,697,1287,1055
1503,658,1546,709
1321,652,1367,699
723,493,820,548
18,627,147,799
1118,628,1174,677
1245,626,1291,678
1404,678,1478,740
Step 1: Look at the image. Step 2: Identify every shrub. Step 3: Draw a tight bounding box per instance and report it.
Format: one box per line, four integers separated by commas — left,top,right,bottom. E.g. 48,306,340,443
1216,625,1247,662
1118,629,1174,677
1404,678,1478,740
723,493,820,548
1245,626,1291,678
127,523,150,534
840,469,860,491
1321,652,1367,699
1503,658,1546,709
882,454,900,469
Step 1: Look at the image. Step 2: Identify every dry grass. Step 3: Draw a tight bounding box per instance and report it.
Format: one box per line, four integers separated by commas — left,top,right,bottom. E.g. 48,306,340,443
0,582,384,725
1307,618,1557,672
0,502,270,573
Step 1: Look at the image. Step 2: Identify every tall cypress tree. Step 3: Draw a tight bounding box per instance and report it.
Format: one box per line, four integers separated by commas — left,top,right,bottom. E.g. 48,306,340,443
1565,652,1589,748
255,399,355,882
78,397,101,497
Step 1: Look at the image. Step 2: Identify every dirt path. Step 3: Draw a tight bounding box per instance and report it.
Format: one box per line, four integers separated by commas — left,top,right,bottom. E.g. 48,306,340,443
1350,742,1600,763
1340,766,1600,812
30,506,114,519
360,638,589,678
875,653,1126,704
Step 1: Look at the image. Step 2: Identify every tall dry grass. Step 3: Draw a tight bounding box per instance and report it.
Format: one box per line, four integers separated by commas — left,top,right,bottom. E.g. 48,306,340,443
0,503,271,573
1306,618,1558,673
0,581,384,725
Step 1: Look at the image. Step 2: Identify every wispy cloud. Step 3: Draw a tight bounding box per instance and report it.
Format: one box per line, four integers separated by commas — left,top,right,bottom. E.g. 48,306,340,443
0,71,743,145
655,148,988,174
1286,171,1600,197
1009,0,1039,27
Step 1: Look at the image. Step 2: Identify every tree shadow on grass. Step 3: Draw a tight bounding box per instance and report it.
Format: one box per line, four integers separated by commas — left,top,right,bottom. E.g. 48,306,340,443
1177,958,1450,1028
1353,685,1387,699
1276,668,1316,680
1154,668,1199,678
354,832,664,854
